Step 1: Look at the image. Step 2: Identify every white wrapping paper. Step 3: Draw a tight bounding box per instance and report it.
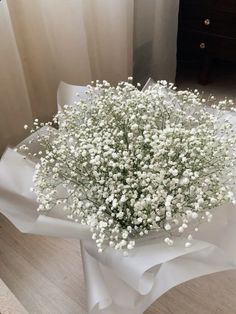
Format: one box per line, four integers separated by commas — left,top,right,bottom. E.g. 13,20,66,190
0,82,236,314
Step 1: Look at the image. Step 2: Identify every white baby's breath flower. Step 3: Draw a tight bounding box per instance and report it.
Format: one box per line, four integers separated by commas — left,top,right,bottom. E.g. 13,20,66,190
24,79,236,253
185,242,192,248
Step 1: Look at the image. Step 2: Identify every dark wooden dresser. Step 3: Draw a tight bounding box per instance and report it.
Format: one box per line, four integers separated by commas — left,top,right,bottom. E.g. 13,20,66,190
177,0,236,84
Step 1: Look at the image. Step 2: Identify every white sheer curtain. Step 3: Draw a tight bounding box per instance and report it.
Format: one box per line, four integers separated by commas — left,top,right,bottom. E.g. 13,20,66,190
134,0,179,83
0,0,133,153
0,1,33,154
0,0,179,154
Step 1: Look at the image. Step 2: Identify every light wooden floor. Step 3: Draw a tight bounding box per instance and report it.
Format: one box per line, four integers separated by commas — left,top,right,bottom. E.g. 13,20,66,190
1,213,236,314
0,278,28,314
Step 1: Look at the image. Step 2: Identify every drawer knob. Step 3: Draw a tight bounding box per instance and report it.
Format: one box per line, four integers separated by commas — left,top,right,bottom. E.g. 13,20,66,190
200,42,206,49
204,18,210,26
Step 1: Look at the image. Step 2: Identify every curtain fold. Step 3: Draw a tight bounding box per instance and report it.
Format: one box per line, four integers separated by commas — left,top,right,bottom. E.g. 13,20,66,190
0,1,32,154
0,0,179,154
134,0,179,84
0,0,134,154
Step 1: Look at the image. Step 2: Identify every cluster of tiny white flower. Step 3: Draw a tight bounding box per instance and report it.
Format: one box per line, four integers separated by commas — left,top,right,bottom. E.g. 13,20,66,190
21,79,236,255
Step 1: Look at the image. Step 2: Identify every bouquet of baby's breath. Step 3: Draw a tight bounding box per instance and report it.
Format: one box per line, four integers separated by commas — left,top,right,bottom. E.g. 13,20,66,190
21,79,236,255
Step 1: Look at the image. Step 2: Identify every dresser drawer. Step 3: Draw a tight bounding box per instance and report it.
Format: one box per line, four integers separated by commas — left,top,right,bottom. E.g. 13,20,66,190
179,0,214,19
179,0,236,16
179,11,236,39
178,0,236,85
214,0,236,14
178,30,236,61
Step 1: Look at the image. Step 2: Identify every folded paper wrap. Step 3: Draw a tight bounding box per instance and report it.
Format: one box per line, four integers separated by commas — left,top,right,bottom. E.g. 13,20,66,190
0,81,236,314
